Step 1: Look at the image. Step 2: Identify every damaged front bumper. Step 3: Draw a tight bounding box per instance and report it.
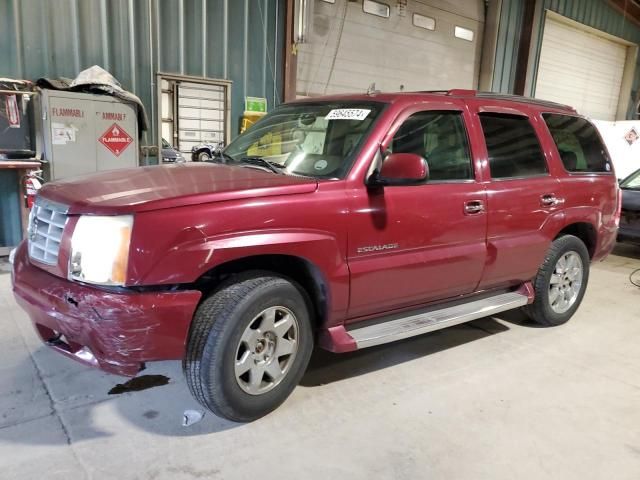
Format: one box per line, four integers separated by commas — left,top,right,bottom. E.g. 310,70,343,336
11,242,202,376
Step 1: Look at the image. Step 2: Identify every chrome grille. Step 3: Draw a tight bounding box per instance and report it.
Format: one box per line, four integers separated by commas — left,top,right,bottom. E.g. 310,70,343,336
28,198,69,265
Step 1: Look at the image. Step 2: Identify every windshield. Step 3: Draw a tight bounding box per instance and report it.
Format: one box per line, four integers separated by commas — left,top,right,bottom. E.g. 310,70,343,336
162,138,171,149
621,169,640,189
223,101,385,178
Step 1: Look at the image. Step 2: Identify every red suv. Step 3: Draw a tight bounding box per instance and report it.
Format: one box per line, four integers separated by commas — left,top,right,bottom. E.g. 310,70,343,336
12,90,620,421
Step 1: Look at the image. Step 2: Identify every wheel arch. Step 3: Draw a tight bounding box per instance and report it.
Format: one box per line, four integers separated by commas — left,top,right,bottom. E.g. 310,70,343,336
193,254,329,331
554,222,597,258
194,148,212,159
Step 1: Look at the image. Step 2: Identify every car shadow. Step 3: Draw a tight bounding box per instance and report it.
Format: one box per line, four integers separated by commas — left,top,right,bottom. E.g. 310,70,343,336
2,314,518,445
300,317,511,387
0,353,241,446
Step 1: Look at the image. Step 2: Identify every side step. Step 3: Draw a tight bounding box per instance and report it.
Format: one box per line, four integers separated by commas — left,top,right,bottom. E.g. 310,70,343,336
348,291,529,349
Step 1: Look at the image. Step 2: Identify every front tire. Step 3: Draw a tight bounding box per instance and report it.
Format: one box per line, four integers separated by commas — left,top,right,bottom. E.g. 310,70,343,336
524,235,590,326
197,150,212,161
183,273,314,422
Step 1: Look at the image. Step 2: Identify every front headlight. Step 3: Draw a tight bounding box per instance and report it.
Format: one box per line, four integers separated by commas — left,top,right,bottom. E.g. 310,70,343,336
69,215,133,286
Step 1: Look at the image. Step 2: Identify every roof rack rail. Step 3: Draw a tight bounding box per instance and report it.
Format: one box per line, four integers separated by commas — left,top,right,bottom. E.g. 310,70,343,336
473,92,576,111
413,89,477,96
446,89,476,96
411,90,576,112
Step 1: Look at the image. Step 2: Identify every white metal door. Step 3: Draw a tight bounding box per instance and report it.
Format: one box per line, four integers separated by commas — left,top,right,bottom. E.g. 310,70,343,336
535,15,628,120
158,76,231,156
296,0,484,96
177,82,227,154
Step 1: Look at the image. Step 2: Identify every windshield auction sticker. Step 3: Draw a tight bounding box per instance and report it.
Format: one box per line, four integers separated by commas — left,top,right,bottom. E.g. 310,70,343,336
325,108,371,121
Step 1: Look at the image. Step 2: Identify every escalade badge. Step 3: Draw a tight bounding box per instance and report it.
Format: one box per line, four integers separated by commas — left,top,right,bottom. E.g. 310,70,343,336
357,243,399,254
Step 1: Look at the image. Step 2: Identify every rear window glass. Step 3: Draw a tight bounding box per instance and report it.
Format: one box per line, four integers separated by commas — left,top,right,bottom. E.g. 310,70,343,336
542,114,612,173
479,113,548,179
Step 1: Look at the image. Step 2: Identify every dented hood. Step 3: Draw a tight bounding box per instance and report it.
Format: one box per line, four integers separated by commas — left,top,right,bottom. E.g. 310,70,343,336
39,163,318,214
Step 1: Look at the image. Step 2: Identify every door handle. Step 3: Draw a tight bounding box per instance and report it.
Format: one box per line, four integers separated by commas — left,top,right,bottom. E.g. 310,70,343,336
464,200,485,215
540,194,565,207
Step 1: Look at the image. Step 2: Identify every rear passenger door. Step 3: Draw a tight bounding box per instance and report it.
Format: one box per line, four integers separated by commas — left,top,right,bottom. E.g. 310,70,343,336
475,109,563,290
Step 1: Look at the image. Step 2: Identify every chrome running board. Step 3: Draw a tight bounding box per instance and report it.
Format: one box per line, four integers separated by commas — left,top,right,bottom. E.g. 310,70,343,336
348,291,529,349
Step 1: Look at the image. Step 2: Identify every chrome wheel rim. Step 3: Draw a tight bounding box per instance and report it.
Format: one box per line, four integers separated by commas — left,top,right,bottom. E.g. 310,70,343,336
234,306,299,395
548,251,583,314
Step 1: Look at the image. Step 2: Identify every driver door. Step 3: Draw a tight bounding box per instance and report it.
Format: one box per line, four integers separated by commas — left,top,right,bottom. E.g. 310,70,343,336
346,107,488,320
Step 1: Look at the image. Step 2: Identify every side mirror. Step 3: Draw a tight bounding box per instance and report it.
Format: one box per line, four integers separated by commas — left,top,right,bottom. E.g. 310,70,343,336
368,153,429,187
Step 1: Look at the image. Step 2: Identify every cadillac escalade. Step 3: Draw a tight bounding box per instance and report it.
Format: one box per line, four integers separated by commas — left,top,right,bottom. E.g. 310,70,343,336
12,90,621,421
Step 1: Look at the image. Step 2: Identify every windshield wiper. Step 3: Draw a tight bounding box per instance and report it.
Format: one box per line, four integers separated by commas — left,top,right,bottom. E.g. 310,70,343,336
211,150,236,163
239,156,286,174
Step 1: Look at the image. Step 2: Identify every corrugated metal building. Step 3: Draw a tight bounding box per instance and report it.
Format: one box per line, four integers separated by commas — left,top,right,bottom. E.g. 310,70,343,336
1,0,284,144
3,0,637,144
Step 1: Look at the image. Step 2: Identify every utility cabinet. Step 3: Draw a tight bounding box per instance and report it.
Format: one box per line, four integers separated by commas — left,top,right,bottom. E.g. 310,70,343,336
40,90,138,180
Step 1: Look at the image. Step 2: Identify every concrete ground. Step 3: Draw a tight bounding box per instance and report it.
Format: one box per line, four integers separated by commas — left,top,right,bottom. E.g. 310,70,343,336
1,246,639,480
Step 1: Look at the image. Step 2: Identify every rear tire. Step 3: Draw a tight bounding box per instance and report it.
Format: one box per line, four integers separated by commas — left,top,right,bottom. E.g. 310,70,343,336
523,235,590,326
183,273,313,422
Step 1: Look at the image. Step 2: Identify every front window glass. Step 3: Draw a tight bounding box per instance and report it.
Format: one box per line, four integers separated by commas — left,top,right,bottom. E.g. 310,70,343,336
389,111,473,181
621,169,640,189
223,102,385,178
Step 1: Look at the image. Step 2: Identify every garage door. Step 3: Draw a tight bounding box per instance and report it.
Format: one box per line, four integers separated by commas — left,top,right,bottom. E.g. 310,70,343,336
296,0,484,96
177,82,228,154
535,15,628,120
159,77,230,156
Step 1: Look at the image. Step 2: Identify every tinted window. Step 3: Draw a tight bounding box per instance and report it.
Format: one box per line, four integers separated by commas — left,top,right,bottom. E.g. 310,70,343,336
542,114,612,173
479,113,547,179
390,111,472,181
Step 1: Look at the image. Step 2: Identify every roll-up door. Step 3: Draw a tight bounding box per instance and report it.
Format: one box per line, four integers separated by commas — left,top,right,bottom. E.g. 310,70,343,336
159,76,231,156
177,82,228,154
296,0,484,96
535,15,628,120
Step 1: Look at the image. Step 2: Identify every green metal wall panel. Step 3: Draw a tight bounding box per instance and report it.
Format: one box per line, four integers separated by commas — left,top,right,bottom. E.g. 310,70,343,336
0,0,284,142
492,0,525,93
493,0,640,118
0,171,22,248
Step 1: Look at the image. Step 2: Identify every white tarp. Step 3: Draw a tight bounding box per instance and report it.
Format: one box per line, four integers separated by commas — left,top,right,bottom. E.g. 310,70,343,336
592,120,640,179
